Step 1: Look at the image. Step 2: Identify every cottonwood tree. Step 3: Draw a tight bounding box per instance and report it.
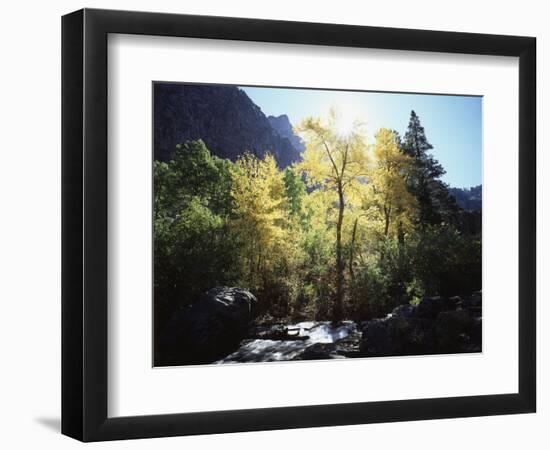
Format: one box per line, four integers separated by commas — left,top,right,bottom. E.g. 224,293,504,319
368,128,417,239
231,153,296,290
297,109,369,322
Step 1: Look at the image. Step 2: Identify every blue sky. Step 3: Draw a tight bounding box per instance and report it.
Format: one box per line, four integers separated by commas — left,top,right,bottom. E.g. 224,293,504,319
242,86,482,189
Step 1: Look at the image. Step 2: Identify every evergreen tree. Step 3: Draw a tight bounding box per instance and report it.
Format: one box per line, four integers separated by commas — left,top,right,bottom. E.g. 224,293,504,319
402,110,458,226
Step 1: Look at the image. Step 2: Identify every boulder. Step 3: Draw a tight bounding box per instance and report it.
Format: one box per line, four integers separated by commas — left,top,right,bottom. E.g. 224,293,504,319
460,291,482,317
295,343,340,360
360,293,482,357
360,316,411,356
157,287,257,365
433,309,472,353
334,330,363,358
468,316,482,350
416,296,459,319
391,303,416,319
363,316,438,356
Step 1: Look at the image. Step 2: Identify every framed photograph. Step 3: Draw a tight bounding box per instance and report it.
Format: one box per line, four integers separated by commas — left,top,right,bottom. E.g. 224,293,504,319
62,8,536,441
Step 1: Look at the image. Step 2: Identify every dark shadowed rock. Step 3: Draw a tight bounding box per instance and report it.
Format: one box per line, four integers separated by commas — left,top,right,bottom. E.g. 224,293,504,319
360,316,410,356
360,316,436,356
469,316,482,347
360,293,482,357
433,309,472,353
360,319,393,355
460,291,482,317
391,303,416,319
157,287,257,366
295,343,340,360
416,296,459,319
154,83,302,167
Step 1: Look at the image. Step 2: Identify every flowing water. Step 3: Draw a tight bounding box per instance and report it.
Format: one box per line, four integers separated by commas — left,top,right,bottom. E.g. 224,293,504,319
215,321,359,363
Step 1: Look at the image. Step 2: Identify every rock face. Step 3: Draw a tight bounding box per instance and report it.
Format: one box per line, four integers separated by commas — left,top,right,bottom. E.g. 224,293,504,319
267,114,305,154
154,83,303,167
360,293,482,357
157,287,257,366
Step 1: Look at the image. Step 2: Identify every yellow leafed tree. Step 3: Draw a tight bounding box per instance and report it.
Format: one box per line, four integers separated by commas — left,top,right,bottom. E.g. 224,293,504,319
296,109,370,322
230,153,294,290
367,128,417,241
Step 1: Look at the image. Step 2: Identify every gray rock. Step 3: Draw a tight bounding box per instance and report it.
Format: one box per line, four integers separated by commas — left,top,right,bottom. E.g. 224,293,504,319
154,84,302,167
295,343,340,360
360,293,482,357
469,316,482,348
416,296,459,319
433,309,471,352
158,287,257,365
267,114,305,153
460,292,482,317
360,316,412,356
391,303,416,318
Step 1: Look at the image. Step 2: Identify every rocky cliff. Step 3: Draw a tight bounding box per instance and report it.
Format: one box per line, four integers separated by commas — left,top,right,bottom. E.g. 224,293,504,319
267,114,305,154
154,83,303,167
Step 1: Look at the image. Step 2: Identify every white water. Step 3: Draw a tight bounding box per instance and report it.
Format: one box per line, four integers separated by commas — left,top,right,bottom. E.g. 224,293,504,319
215,321,357,363
294,321,356,343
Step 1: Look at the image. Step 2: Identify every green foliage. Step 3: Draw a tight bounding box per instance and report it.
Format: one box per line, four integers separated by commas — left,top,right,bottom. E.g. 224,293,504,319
412,226,482,296
348,237,415,320
283,168,306,218
347,228,481,320
153,141,241,337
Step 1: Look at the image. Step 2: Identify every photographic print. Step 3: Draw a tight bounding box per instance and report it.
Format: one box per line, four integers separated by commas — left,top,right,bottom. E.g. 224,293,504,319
153,82,482,367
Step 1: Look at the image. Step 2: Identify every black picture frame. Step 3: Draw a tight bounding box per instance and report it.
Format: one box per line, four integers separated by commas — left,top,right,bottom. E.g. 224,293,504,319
62,8,536,442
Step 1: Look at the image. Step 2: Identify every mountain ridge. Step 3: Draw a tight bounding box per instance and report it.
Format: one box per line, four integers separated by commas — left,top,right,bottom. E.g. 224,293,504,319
267,114,305,154
154,84,302,167
449,185,482,212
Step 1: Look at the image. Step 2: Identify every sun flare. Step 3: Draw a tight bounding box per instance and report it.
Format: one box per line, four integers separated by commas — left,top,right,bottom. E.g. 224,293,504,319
332,99,367,137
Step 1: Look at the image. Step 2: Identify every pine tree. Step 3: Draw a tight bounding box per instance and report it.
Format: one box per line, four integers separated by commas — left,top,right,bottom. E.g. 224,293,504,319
402,110,457,226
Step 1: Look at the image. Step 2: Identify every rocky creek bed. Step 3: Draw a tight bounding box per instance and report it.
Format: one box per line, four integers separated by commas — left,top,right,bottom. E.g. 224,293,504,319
216,321,362,363
156,287,482,366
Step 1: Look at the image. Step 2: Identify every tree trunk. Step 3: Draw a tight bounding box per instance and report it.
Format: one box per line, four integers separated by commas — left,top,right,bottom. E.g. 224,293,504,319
349,217,358,280
249,236,255,282
383,205,391,237
334,185,345,324
397,219,405,259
